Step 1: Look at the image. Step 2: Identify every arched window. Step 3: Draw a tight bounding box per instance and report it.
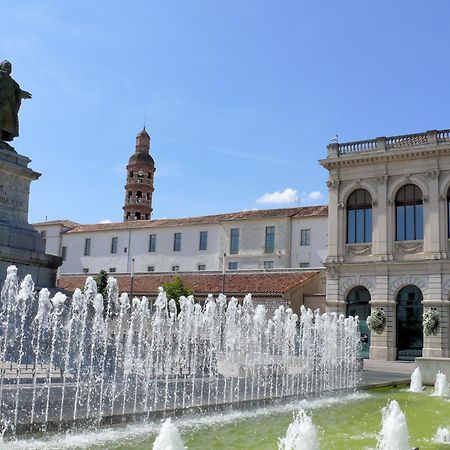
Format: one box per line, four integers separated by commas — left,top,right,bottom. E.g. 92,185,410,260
346,286,371,359
447,188,450,238
347,189,372,243
395,184,423,241
396,285,423,360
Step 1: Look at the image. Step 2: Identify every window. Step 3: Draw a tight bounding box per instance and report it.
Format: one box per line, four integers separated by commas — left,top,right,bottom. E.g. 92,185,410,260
199,231,208,250
347,189,372,244
395,184,423,241
124,247,127,253
198,264,206,271
228,261,238,270
109,267,116,273
263,261,274,269
135,212,141,220
448,189,450,238
83,268,89,274
230,228,239,254
147,265,155,272
110,237,118,254
84,238,91,256
300,262,310,268
173,232,182,251
41,230,47,238
172,265,180,272
61,246,67,261
300,229,311,246
149,234,156,252
265,226,275,253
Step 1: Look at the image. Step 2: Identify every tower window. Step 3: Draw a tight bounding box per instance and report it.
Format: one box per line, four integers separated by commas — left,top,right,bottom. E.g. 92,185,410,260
135,212,141,220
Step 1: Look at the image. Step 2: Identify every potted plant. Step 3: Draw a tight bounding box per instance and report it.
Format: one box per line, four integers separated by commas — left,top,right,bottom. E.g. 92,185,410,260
367,307,386,334
423,308,440,336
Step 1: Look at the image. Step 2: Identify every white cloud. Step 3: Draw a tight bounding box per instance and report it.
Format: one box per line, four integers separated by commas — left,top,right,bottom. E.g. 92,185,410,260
99,219,112,224
297,190,324,205
305,191,323,201
256,188,298,205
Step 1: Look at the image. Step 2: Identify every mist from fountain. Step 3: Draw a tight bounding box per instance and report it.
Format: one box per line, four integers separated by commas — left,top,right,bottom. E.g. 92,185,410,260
278,408,319,450
409,367,422,393
432,372,449,397
377,400,410,450
434,427,450,443
0,266,361,436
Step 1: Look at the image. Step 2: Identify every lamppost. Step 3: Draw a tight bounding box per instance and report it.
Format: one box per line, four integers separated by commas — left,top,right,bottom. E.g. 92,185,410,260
222,253,226,294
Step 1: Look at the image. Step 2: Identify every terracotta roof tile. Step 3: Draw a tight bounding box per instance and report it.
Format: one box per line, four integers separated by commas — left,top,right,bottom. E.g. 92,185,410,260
58,271,319,296
32,220,80,228
65,206,328,234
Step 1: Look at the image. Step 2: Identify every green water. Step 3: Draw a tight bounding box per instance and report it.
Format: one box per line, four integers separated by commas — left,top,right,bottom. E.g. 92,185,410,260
9,386,450,449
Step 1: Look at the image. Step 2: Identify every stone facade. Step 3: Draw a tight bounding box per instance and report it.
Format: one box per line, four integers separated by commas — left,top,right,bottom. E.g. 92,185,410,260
0,148,61,287
320,129,450,360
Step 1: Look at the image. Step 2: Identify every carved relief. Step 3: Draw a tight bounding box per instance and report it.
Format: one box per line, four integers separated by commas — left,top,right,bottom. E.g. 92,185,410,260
326,264,338,279
346,244,371,255
395,242,423,254
375,175,388,185
326,179,339,189
427,169,439,179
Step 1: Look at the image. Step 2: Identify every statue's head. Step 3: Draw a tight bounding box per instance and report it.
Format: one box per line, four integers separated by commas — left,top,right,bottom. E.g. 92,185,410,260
0,60,12,74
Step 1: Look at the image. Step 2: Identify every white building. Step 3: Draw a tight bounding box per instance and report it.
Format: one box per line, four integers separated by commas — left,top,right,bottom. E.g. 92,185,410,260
33,206,328,276
320,128,450,361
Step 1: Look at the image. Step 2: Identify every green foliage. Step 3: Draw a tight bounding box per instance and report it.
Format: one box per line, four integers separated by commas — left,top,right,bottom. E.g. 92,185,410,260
162,276,193,304
94,270,108,316
423,308,440,336
367,307,386,334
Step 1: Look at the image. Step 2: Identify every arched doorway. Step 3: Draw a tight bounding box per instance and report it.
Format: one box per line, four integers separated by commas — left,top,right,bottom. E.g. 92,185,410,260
396,285,423,360
346,286,371,358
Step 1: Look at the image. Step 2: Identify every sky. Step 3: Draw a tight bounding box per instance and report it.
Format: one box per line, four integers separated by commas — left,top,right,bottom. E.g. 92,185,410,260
3,0,450,224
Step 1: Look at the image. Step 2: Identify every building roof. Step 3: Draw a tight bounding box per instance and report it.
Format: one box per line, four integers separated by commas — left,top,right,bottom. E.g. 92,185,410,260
65,205,328,234
58,271,319,296
32,219,80,229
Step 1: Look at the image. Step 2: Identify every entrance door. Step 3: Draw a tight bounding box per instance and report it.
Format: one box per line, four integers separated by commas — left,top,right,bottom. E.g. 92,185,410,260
396,285,423,360
347,286,371,358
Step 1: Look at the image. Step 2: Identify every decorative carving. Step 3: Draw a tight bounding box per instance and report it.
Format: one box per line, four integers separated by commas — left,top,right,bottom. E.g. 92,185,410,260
371,200,378,207
375,175,388,185
395,242,423,254
327,179,339,189
404,174,411,183
427,169,439,179
346,244,371,255
387,198,394,206
337,202,345,209
355,179,361,187
326,265,338,279
439,193,447,201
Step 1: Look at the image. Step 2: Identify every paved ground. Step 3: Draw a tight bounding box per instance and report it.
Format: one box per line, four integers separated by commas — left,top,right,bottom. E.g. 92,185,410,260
361,359,415,388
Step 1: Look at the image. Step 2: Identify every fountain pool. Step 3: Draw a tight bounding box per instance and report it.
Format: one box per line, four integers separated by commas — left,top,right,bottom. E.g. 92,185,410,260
3,385,449,449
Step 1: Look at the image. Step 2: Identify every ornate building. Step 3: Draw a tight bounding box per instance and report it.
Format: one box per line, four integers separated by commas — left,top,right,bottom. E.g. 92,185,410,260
320,128,450,361
123,128,155,221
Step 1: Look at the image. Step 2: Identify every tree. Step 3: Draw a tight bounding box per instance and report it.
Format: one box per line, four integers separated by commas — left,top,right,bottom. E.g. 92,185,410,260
94,269,109,316
162,276,193,308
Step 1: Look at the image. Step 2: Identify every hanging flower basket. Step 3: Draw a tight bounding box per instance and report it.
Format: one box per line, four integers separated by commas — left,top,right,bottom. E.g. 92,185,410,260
367,308,386,334
423,308,440,336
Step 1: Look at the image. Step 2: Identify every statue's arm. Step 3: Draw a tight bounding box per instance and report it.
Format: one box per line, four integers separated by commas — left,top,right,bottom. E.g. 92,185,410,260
21,90,32,100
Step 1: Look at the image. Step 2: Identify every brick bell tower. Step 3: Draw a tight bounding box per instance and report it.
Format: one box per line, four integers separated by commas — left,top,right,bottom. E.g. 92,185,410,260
123,127,155,221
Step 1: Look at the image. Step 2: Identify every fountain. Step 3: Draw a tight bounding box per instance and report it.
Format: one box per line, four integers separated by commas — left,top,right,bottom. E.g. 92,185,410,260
434,427,450,443
432,372,449,397
153,418,185,450
0,266,362,437
409,367,423,392
278,408,319,450
377,400,410,450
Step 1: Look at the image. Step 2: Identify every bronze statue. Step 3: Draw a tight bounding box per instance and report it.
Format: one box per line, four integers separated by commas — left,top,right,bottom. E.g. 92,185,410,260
0,60,32,146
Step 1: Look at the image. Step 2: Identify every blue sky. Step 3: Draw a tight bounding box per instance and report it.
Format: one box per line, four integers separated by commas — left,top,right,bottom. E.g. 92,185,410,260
3,0,450,224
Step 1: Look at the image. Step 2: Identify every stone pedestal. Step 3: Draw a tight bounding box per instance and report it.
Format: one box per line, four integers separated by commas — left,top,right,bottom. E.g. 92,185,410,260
0,146,61,287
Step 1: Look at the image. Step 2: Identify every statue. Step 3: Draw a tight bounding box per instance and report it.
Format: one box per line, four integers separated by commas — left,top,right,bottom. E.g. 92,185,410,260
0,60,32,148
